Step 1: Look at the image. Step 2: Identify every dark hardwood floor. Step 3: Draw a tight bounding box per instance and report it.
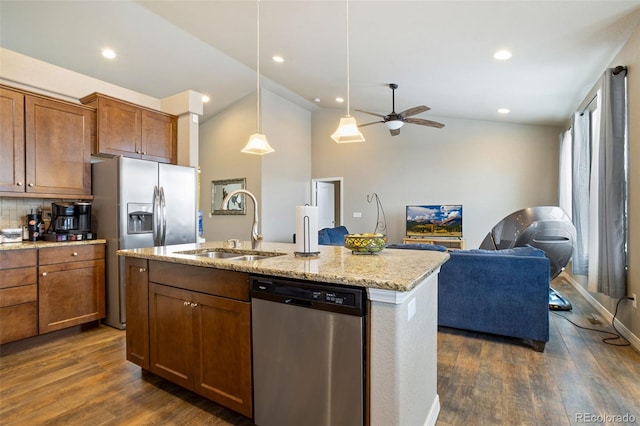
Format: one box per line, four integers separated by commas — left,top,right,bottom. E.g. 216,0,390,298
1,276,638,425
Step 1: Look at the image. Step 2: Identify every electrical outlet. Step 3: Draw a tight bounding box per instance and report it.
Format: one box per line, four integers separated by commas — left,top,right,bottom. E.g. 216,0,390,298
632,294,637,309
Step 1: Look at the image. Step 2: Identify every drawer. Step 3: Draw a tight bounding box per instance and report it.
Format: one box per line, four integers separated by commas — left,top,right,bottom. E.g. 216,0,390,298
0,249,37,269
38,244,105,265
0,266,37,289
0,302,38,344
0,284,37,307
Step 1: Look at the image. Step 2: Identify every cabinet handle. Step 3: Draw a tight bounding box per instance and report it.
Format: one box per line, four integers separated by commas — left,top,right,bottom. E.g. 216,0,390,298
72,252,78,256
190,302,198,308
42,272,47,277
16,182,23,186
28,183,34,187
139,268,147,272
142,152,146,155
183,301,190,307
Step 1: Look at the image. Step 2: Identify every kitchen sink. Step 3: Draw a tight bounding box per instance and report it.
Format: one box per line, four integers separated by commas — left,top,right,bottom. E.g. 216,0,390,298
227,254,273,261
193,251,243,259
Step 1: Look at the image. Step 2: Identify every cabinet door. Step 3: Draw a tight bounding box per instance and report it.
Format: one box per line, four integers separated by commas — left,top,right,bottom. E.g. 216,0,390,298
38,259,105,334
193,292,253,418
141,110,177,164
0,88,25,192
125,258,149,369
97,96,142,157
149,283,193,389
25,95,93,195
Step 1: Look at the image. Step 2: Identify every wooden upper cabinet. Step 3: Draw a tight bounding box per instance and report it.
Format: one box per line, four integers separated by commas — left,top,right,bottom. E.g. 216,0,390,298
0,85,94,197
25,95,93,195
0,88,25,193
81,93,177,164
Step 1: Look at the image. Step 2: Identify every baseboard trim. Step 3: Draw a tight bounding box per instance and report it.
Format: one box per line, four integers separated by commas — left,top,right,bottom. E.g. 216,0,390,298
425,394,441,426
561,273,640,352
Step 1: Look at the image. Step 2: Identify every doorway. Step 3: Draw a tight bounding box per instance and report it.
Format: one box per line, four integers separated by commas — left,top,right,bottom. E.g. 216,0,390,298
312,178,343,229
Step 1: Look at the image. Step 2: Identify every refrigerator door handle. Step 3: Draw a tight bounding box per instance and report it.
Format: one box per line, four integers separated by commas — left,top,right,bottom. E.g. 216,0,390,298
152,185,160,245
160,186,167,246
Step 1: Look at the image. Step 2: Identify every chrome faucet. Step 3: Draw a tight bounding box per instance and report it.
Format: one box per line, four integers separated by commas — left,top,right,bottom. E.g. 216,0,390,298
221,189,262,249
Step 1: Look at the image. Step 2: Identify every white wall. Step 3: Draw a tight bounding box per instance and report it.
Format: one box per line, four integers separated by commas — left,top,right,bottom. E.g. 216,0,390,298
312,109,562,248
199,89,311,243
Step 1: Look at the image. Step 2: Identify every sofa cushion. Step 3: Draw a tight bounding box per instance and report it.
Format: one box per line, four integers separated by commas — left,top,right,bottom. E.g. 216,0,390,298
467,245,546,258
318,226,349,246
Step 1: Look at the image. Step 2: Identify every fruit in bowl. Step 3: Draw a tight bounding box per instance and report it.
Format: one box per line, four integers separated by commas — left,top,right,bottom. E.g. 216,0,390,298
344,233,387,254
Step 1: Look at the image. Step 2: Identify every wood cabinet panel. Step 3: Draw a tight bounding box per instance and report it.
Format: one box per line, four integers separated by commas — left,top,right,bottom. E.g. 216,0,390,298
0,88,25,193
149,261,249,301
125,258,149,369
141,110,177,164
25,95,93,195
149,282,193,389
0,284,37,307
0,249,37,270
38,258,105,334
38,244,104,265
0,267,37,289
0,302,37,344
193,292,252,417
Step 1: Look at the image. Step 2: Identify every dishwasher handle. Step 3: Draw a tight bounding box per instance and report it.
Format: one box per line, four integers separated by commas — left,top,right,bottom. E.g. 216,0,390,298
284,298,313,308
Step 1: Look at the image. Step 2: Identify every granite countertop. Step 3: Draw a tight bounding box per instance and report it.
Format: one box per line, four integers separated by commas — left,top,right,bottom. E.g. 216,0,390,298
118,241,449,292
0,239,107,250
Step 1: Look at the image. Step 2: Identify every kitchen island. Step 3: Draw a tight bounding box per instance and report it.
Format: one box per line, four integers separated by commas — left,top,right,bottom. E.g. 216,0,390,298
118,241,449,426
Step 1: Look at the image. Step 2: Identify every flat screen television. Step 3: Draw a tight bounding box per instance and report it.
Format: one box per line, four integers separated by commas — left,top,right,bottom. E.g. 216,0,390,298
406,204,463,238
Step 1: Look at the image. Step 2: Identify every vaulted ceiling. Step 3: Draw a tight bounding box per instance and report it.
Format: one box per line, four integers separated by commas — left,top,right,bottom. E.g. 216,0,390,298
2,0,639,126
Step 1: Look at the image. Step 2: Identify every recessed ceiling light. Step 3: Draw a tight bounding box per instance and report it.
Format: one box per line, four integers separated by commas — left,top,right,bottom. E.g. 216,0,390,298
493,49,512,60
102,48,116,59
272,55,284,63
313,98,321,103
336,97,344,103
202,95,210,103
498,108,510,114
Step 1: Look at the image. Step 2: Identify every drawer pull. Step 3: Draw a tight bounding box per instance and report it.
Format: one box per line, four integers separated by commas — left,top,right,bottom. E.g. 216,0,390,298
139,268,147,272
28,183,34,187
42,272,47,277
16,182,23,186
72,252,78,256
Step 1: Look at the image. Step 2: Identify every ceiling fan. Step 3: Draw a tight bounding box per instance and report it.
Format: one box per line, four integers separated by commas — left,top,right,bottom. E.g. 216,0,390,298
356,84,445,136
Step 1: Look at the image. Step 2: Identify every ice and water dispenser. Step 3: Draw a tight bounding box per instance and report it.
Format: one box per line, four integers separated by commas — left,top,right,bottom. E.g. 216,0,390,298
127,203,153,234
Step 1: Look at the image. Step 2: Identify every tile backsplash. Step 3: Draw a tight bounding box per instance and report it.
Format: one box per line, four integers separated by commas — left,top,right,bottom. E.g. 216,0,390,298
0,197,54,229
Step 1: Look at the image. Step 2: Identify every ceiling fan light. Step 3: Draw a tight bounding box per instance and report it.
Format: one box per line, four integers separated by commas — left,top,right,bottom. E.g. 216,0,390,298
331,116,365,143
385,120,404,130
241,132,275,155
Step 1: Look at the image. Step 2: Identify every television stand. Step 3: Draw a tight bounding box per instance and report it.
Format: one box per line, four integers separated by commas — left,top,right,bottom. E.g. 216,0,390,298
402,237,465,251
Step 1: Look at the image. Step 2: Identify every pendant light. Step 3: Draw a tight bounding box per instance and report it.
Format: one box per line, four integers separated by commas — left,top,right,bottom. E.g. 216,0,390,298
331,0,365,143
242,0,274,155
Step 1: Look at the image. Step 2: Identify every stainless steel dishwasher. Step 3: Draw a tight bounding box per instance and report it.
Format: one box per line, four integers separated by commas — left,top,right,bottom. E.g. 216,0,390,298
250,276,366,426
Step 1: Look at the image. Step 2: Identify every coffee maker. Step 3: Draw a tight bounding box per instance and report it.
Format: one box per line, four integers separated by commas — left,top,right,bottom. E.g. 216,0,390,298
43,202,96,241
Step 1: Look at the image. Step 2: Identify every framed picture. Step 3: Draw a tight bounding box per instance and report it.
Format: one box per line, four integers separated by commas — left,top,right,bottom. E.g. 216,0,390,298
211,178,246,215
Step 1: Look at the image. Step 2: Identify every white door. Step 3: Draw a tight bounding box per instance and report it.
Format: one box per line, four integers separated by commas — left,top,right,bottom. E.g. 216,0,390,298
316,181,335,229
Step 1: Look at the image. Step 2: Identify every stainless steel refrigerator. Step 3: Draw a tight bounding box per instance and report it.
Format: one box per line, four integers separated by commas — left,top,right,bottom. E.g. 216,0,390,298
92,156,197,329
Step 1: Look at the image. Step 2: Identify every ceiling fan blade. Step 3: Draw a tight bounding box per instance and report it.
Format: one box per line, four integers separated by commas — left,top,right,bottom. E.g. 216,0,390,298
399,105,430,117
358,121,384,127
390,128,401,136
405,118,445,128
355,109,386,118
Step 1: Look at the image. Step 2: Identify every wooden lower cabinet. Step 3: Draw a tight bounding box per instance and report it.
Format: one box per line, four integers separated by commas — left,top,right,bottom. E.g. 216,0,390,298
148,282,253,418
38,245,105,334
0,249,38,344
127,259,252,418
125,258,149,369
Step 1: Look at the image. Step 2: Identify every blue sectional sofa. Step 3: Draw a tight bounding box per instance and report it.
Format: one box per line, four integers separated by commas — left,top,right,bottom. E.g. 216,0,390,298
318,226,349,246
437,246,551,351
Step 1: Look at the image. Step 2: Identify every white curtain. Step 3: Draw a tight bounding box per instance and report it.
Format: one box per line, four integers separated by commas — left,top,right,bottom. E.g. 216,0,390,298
587,92,602,292
558,129,572,219
571,112,591,276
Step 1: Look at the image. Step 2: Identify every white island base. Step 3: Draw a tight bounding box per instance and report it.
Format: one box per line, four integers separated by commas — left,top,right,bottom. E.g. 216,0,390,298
368,269,440,426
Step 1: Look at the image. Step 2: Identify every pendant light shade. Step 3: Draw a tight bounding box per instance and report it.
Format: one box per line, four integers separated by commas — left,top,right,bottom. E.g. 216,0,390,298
242,0,274,155
242,132,274,155
332,0,364,144
331,115,365,143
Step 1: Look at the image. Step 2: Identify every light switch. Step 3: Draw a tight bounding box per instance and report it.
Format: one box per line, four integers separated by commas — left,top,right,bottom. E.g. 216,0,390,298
353,212,362,218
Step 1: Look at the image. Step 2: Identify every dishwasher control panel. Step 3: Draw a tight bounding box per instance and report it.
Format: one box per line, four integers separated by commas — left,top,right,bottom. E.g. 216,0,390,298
250,276,365,316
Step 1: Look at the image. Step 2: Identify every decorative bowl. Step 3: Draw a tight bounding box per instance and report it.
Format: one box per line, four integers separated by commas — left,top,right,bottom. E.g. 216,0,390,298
344,233,387,254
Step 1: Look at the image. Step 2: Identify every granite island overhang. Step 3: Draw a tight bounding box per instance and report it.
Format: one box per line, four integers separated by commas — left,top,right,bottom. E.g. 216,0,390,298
118,240,450,426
